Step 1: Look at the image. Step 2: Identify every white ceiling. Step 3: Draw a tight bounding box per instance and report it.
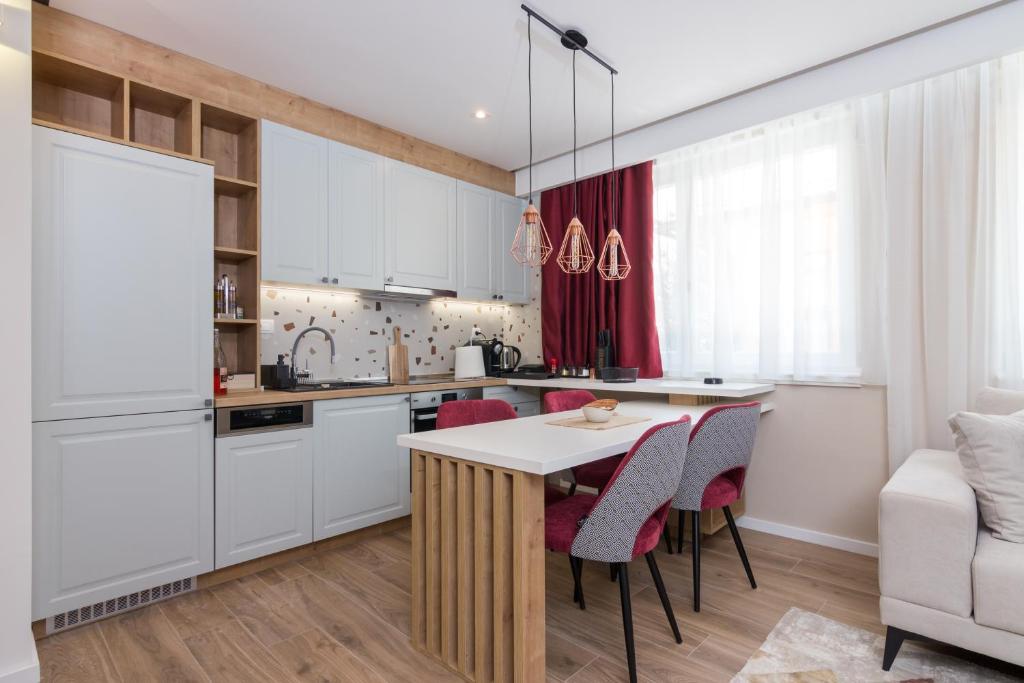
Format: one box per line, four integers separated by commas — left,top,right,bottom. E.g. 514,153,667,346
53,0,1003,171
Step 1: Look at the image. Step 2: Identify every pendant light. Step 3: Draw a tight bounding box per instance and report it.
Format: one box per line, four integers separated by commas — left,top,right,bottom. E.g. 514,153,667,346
597,72,631,281
510,13,553,267
556,49,595,274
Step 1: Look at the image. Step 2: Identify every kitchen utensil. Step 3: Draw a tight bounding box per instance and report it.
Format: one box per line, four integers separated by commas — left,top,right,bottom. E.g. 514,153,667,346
499,344,522,372
454,346,486,379
388,326,410,384
600,366,639,383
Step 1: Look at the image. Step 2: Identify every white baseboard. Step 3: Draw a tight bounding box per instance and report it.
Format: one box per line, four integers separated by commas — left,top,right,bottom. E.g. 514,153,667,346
735,515,879,558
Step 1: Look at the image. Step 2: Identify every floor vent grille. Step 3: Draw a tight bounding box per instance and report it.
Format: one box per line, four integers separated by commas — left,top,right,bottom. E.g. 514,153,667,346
46,577,195,634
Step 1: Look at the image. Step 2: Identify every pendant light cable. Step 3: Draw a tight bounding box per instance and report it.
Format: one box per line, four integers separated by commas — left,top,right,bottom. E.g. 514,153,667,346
610,71,616,229
572,49,578,217
527,14,533,203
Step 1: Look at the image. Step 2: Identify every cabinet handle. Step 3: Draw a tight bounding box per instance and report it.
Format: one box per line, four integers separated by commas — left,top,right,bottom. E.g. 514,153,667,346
498,295,504,300
332,278,339,284
204,399,213,407
204,413,213,422
321,276,329,283
386,276,394,283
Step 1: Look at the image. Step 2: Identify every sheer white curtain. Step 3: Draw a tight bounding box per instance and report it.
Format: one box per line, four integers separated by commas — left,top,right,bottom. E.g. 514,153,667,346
886,54,1024,471
653,101,886,383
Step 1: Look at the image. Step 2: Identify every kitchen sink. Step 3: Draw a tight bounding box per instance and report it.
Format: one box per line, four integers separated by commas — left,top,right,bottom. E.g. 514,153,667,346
280,380,393,392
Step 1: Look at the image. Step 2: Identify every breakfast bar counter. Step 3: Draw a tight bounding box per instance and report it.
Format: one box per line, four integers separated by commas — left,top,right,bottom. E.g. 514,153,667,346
396,400,773,682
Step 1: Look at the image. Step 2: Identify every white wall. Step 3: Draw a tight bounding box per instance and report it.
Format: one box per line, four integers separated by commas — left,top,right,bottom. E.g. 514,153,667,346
518,0,1024,194
0,0,38,681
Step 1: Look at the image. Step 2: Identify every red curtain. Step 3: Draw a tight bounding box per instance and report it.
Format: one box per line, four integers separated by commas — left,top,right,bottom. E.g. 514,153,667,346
540,160,663,378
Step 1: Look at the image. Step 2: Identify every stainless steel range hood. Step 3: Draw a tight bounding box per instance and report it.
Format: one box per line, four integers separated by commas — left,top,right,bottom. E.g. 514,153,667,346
364,283,459,301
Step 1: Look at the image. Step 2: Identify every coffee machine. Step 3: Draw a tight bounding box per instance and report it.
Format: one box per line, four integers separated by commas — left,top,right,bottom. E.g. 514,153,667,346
472,336,504,377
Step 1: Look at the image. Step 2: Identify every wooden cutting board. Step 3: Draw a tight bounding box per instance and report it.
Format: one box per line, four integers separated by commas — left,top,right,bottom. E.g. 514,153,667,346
388,326,410,384
546,414,651,430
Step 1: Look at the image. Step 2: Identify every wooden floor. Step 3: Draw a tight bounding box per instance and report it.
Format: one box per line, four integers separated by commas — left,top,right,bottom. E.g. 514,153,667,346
30,521,988,682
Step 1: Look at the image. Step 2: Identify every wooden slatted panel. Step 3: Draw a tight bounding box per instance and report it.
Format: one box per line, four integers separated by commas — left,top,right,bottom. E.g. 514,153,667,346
473,466,494,682
492,472,514,683
411,452,426,650
456,462,475,677
512,472,545,682
440,458,458,668
425,455,442,654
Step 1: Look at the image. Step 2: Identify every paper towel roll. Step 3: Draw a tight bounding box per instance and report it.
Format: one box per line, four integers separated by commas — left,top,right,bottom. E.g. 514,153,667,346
454,345,486,379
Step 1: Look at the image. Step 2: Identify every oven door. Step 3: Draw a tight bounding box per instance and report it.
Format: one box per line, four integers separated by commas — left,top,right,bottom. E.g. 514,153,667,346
411,407,438,432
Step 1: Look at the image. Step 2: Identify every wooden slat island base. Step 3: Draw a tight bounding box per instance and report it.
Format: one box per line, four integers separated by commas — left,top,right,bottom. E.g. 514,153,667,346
411,450,545,682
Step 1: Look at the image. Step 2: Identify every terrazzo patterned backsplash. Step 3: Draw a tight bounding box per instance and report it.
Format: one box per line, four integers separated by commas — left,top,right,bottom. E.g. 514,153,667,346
260,272,542,380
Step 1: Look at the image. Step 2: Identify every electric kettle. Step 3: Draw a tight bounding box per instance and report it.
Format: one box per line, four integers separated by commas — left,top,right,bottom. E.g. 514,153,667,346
499,345,522,372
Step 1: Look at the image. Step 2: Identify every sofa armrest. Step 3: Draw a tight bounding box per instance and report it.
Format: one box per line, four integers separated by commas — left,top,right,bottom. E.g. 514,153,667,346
879,449,977,619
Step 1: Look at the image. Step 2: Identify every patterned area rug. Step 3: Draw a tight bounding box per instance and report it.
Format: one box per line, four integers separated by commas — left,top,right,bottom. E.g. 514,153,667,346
733,608,1020,683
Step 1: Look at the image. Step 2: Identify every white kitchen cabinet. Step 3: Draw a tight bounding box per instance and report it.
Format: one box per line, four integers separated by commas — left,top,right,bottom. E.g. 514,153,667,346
215,428,313,569
261,120,330,286
32,126,213,421
457,181,495,300
314,394,410,540
494,193,531,304
483,385,540,416
33,410,214,619
329,141,385,290
385,159,457,291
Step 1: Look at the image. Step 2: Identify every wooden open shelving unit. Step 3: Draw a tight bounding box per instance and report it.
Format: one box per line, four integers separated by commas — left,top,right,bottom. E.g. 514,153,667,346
31,49,262,384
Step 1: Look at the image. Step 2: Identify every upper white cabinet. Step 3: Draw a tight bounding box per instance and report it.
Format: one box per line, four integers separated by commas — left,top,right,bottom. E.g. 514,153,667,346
494,193,530,304
457,181,495,300
261,120,330,286
329,141,385,290
32,126,213,421
313,394,411,540
385,159,458,291
33,410,214,619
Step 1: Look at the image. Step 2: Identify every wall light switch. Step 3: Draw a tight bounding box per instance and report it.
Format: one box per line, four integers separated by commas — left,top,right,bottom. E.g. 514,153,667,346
260,319,275,334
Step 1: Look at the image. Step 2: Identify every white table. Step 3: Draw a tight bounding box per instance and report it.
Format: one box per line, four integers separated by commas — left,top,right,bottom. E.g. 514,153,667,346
398,400,773,681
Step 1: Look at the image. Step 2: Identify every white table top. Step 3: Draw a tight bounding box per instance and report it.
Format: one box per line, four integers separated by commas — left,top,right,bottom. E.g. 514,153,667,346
397,400,774,475
505,377,775,398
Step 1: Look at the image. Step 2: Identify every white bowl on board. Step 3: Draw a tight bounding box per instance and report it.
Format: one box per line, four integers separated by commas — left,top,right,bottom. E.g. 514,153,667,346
581,406,614,423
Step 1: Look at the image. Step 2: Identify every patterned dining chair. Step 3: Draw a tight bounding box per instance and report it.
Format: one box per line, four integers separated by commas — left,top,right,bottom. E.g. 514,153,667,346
437,398,566,505
664,402,760,612
545,416,692,683
543,390,624,495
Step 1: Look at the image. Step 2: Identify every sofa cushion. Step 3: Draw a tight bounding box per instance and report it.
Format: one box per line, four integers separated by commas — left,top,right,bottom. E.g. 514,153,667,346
948,410,1024,542
879,449,977,618
975,387,1024,416
973,529,1024,637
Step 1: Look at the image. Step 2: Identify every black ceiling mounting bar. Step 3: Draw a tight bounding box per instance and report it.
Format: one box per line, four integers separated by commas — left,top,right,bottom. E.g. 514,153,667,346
520,4,618,75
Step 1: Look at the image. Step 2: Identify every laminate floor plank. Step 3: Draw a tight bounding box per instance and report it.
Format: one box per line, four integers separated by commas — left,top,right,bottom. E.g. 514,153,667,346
210,574,315,648
159,588,235,640
269,628,389,683
36,623,121,683
183,619,298,683
255,561,310,586
97,606,209,682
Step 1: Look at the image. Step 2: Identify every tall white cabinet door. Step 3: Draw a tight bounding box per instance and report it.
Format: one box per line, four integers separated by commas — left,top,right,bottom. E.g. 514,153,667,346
215,429,313,569
313,394,410,540
32,126,213,422
329,141,385,290
33,410,214,619
494,194,530,304
261,120,330,286
385,159,457,291
456,181,495,300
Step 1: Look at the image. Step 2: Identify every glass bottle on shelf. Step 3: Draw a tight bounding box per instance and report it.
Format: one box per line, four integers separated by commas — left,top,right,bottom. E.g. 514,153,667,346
214,328,228,395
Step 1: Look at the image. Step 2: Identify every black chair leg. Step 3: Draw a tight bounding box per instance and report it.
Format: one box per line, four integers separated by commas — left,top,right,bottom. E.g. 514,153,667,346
568,482,577,496
569,556,585,610
676,508,685,554
662,525,673,554
645,552,682,644
882,626,910,671
617,563,638,683
610,563,618,582
723,506,756,589
691,510,701,612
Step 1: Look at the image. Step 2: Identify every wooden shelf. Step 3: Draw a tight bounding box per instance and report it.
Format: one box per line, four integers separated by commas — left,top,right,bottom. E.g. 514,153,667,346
32,50,126,139
214,318,258,325
215,175,258,195
129,81,195,155
214,246,258,262
201,104,258,182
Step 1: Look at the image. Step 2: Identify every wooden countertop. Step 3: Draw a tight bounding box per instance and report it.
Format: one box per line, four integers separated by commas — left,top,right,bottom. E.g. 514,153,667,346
214,377,507,408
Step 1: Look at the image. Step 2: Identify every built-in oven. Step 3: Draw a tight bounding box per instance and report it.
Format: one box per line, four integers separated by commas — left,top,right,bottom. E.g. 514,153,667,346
410,387,484,432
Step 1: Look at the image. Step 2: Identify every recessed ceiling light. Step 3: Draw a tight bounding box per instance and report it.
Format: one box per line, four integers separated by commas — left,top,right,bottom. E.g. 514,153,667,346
473,109,489,120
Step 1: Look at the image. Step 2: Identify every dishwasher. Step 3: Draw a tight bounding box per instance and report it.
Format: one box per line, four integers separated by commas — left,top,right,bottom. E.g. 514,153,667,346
213,402,314,569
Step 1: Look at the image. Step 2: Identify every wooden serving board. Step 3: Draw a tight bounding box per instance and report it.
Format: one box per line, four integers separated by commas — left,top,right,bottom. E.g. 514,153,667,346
388,326,409,384
546,414,651,430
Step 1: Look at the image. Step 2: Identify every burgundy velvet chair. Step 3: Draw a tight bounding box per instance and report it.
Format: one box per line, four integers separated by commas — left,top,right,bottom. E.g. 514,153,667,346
545,417,692,683
664,402,760,612
437,399,566,505
543,390,623,495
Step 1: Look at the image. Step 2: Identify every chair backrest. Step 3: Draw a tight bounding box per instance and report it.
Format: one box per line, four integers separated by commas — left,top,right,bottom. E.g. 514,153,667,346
571,417,692,563
436,399,517,429
673,402,760,510
543,389,597,413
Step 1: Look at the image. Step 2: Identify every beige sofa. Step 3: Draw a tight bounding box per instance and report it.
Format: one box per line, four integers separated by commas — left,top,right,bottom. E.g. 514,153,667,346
878,388,1024,670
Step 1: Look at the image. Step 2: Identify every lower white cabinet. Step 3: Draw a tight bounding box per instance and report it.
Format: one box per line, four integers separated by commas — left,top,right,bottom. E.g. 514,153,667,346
33,410,214,620
314,394,410,540
483,385,540,417
214,427,313,569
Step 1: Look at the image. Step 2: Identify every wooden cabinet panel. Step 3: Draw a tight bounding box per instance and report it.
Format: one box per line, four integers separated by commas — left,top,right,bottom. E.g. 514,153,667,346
329,140,385,290
32,126,213,421
215,428,313,569
261,120,329,286
33,410,214,619
314,394,411,540
457,181,495,301
385,159,457,291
